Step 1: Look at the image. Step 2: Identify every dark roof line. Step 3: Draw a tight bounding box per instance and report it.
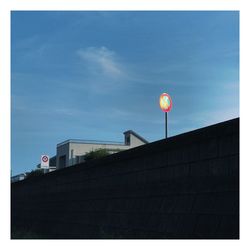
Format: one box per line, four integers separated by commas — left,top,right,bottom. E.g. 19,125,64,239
123,130,149,144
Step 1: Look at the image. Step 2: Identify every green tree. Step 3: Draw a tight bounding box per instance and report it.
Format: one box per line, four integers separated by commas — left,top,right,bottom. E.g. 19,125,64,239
84,148,110,161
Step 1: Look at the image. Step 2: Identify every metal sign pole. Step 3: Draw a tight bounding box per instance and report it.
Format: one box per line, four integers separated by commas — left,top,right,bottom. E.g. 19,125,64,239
165,112,168,139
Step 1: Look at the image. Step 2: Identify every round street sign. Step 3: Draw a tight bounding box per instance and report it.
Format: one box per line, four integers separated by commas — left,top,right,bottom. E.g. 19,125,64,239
159,93,172,112
41,155,49,168
42,155,48,163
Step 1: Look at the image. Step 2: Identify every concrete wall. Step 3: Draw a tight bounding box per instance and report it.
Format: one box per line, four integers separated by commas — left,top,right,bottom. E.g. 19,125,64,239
11,118,239,239
129,133,147,147
56,143,69,169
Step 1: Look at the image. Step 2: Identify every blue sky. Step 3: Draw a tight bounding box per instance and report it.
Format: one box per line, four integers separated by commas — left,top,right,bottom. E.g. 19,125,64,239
11,11,239,175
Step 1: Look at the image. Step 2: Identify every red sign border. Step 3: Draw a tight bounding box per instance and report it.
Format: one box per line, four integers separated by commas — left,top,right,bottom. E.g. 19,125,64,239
42,155,49,163
159,93,172,112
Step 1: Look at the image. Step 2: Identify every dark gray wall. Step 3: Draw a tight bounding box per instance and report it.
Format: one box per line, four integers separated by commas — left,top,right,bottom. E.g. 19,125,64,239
11,118,239,239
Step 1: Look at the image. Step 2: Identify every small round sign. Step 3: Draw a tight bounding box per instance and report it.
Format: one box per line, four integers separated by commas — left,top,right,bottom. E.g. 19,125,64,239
159,93,172,112
42,155,48,163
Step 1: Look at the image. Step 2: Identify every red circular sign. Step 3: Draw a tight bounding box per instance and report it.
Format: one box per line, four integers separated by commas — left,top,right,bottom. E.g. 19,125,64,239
159,93,172,112
42,156,48,162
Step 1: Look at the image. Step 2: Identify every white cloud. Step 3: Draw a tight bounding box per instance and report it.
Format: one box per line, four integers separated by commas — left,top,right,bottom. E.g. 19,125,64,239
77,46,123,77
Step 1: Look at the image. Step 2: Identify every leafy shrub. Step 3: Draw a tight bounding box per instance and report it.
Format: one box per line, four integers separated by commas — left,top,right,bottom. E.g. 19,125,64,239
84,148,110,161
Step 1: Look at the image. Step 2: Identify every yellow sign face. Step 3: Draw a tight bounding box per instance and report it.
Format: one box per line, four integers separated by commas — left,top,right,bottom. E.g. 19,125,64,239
159,93,172,112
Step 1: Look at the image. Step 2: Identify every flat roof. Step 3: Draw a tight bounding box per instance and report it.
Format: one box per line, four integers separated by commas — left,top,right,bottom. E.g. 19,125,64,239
57,139,125,148
57,130,148,147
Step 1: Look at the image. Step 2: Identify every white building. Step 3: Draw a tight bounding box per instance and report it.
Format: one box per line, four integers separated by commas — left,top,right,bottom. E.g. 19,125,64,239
11,173,27,183
56,130,148,169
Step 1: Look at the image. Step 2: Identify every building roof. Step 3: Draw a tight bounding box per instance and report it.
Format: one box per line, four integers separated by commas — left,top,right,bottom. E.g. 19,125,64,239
57,139,124,147
57,130,148,147
123,130,149,144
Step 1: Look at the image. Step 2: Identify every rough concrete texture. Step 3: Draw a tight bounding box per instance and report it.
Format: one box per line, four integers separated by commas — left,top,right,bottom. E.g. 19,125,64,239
11,118,239,239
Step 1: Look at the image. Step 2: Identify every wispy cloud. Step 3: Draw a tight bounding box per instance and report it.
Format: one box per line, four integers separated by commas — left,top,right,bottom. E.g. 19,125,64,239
77,46,124,78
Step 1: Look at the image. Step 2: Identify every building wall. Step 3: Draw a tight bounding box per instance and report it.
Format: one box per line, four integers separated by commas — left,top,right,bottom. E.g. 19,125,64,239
56,143,69,169
129,133,147,147
69,143,130,166
11,174,26,183
57,132,147,168
11,118,239,239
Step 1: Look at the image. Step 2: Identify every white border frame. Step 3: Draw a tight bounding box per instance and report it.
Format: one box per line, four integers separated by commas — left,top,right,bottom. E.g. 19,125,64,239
1,1,248,249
